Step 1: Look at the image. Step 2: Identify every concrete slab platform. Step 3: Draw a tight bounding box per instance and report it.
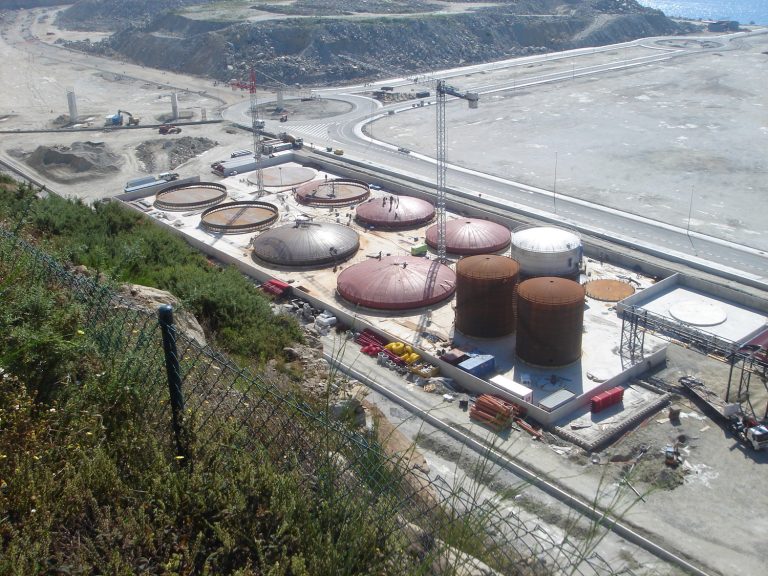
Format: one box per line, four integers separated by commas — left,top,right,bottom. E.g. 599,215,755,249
623,275,767,343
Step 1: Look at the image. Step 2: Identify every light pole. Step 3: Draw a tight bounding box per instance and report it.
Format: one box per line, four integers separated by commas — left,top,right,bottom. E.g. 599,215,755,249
553,151,558,214
278,166,283,189
686,187,694,234
685,186,696,250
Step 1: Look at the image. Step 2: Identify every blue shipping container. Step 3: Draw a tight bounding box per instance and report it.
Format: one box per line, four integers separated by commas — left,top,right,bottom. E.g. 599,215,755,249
458,354,495,377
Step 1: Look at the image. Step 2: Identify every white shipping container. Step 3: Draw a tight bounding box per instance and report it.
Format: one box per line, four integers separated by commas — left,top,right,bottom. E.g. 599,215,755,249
489,375,533,403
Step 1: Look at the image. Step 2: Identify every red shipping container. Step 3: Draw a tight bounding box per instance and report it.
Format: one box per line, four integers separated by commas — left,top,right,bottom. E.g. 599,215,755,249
591,386,624,413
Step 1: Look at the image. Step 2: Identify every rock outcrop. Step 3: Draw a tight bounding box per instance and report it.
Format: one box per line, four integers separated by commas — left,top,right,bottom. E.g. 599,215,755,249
56,0,697,86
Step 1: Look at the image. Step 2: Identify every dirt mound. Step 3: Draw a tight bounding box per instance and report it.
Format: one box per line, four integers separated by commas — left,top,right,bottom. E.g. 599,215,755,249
24,141,122,183
135,136,217,173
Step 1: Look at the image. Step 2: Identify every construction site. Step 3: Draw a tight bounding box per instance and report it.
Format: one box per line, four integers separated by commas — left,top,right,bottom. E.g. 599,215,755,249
2,6,768,576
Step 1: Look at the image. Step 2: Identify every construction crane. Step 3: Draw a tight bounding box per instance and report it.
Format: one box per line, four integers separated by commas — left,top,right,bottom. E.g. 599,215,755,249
338,55,479,262
248,68,265,195
434,80,478,262
247,65,297,112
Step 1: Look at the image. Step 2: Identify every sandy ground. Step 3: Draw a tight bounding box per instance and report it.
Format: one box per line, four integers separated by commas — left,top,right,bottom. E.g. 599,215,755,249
2,7,768,575
0,7,262,198
372,34,768,251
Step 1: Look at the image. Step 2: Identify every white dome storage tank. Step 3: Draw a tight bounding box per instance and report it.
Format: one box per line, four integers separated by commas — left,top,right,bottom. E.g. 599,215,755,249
510,226,582,278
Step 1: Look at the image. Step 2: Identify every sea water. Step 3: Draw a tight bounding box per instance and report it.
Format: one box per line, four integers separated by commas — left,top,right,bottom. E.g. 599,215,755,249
637,0,768,25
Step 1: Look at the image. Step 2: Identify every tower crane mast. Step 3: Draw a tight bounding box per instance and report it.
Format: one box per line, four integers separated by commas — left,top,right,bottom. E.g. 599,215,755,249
337,55,479,263
435,80,478,262
249,68,265,195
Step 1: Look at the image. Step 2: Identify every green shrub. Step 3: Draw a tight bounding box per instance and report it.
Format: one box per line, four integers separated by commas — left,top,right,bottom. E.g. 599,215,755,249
0,253,413,575
0,185,302,363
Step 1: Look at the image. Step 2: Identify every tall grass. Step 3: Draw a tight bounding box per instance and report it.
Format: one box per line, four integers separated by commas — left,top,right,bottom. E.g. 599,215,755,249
0,241,418,575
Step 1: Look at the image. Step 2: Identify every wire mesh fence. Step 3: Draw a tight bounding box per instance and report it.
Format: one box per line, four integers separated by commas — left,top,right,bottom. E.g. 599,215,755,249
1,226,642,575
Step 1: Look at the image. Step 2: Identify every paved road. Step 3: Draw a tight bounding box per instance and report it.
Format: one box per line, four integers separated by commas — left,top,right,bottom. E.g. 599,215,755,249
224,31,768,290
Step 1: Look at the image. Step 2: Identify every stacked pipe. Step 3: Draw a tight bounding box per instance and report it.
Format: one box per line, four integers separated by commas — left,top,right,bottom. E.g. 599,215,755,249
470,395,522,431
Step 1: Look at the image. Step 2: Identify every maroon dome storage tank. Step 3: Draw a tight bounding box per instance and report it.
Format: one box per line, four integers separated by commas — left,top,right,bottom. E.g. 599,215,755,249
355,196,435,230
337,256,456,311
455,255,519,338
516,277,585,367
425,218,510,255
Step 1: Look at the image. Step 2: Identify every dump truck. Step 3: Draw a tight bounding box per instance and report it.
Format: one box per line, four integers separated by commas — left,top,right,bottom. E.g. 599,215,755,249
278,133,304,149
730,416,768,451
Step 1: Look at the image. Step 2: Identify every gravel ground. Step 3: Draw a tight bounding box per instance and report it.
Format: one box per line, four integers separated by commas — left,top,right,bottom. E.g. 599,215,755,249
372,33,768,251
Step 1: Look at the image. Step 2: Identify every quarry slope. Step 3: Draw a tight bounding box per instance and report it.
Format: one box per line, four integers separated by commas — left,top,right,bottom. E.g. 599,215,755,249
54,0,695,85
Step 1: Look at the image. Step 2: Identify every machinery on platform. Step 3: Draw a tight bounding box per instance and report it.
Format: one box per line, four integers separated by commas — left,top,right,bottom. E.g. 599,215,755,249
729,415,768,451
104,110,140,126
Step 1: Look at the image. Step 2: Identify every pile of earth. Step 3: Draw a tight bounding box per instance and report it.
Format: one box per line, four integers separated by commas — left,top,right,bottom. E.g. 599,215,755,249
56,0,698,86
20,141,122,183
135,136,217,173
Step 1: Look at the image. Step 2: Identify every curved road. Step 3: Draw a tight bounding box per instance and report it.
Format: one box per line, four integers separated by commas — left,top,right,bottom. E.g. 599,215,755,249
224,31,768,290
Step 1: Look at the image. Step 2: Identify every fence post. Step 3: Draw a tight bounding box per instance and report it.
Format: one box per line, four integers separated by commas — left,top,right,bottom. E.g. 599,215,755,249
158,304,187,464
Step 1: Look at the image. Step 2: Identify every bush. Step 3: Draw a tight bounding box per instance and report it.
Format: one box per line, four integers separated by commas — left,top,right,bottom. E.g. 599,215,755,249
0,185,302,363
0,250,413,575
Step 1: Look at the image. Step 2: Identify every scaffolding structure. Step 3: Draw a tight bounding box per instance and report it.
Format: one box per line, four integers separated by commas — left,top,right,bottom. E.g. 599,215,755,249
619,305,768,416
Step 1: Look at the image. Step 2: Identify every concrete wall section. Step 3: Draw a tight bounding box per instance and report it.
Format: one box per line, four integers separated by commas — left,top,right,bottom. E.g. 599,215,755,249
117,176,201,202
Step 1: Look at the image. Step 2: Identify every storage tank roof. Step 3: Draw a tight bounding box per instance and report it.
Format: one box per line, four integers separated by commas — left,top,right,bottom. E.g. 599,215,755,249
337,256,456,310
356,196,435,229
456,255,519,279
511,226,580,253
425,218,510,255
252,221,359,267
518,276,584,305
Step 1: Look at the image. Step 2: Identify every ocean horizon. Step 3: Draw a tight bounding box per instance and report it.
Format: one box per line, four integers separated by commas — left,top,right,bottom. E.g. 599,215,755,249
637,0,768,25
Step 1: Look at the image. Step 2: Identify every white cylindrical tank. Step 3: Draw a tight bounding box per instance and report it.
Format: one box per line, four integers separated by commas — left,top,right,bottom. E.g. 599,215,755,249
510,226,582,278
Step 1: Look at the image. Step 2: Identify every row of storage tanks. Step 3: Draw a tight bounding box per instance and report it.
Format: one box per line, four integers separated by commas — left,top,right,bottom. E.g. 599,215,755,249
158,181,586,368
248,217,586,368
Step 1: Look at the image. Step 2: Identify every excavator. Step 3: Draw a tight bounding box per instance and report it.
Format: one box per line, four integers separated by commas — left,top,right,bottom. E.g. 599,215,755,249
104,110,140,126
119,110,140,126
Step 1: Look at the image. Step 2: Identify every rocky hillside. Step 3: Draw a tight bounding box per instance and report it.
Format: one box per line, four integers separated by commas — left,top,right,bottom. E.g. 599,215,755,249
57,0,697,86
0,0,64,8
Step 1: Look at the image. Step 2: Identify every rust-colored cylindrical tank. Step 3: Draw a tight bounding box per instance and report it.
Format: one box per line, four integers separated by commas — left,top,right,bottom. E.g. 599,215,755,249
516,276,585,367
455,255,519,338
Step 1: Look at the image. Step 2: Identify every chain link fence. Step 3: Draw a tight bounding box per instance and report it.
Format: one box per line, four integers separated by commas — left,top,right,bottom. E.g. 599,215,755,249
1,226,640,575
